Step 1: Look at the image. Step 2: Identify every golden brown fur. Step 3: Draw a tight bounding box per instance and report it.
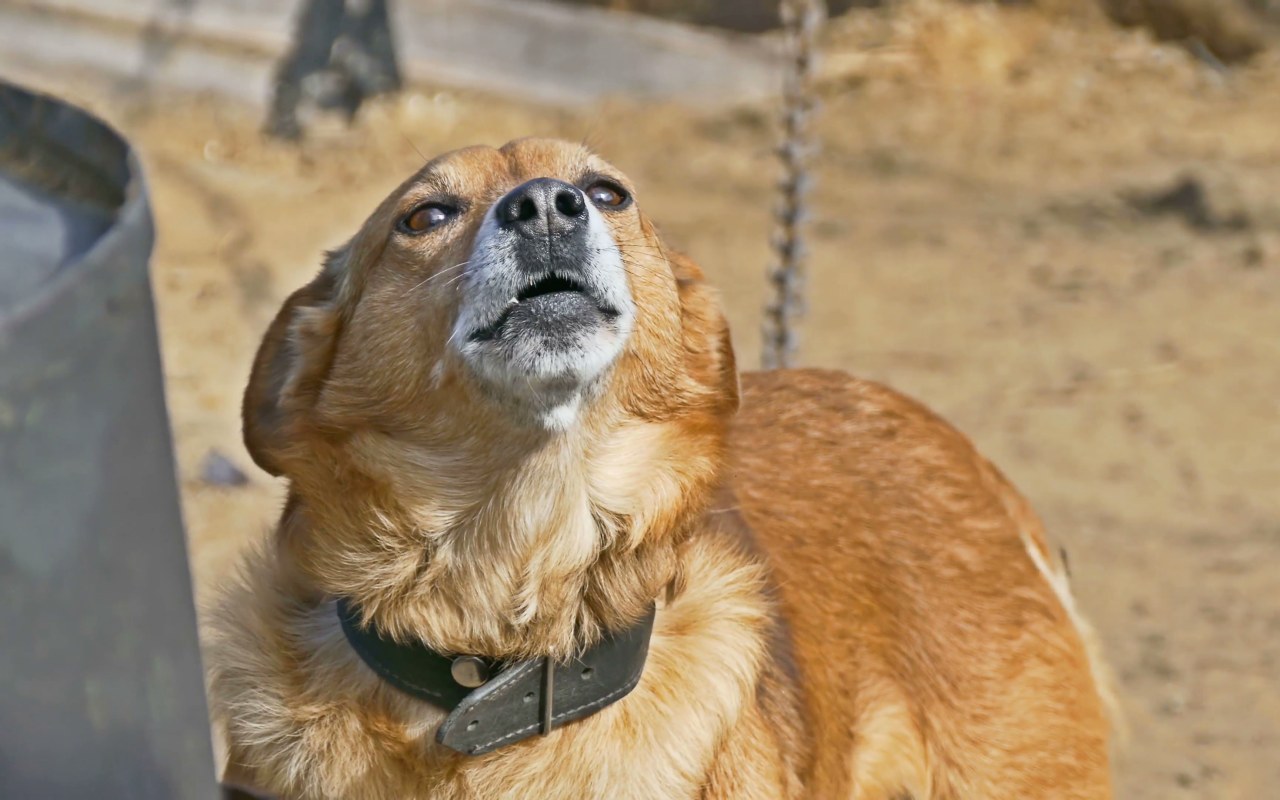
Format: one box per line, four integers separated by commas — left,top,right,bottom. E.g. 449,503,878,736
209,138,1113,799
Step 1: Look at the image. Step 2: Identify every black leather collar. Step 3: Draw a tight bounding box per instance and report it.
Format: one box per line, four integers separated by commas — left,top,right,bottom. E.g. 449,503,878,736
337,598,655,755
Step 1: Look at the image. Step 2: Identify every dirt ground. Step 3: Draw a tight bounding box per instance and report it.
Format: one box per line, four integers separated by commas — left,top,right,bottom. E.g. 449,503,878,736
34,2,1278,796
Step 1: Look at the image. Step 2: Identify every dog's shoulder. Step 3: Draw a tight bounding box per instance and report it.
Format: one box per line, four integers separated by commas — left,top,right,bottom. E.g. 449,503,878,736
722,368,1113,798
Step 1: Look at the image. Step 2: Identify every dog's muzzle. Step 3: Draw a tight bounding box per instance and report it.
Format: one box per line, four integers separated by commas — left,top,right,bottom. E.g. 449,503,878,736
467,178,616,345
452,177,635,420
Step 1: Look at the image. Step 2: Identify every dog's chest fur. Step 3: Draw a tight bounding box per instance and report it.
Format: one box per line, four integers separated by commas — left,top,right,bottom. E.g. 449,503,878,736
211,531,789,800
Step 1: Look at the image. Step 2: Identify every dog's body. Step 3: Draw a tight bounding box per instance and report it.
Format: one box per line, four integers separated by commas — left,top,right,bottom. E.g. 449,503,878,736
210,139,1113,799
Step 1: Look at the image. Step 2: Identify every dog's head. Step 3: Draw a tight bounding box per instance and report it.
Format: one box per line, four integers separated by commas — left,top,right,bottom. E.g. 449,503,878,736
241,139,738,654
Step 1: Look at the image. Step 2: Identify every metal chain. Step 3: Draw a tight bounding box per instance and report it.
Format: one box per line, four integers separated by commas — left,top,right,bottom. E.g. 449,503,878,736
763,0,825,370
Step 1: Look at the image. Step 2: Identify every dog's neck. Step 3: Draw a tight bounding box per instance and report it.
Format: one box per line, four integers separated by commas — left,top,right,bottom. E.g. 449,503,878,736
278,405,724,662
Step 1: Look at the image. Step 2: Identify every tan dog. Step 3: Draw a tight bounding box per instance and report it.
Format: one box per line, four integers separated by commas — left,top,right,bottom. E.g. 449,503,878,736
209,138,1114,799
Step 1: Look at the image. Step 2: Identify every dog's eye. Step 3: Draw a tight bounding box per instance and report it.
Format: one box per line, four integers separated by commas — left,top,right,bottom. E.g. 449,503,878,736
586,181,630,210
400,204,456,234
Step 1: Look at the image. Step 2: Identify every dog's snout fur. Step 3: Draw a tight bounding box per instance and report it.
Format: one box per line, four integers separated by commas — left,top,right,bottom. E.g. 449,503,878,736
455,169,634,426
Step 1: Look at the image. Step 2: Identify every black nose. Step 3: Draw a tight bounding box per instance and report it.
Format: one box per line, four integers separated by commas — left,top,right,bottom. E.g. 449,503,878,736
495,178,587,238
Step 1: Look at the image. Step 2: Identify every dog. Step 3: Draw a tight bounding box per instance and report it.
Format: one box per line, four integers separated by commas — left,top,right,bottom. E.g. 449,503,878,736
209,138,1115,799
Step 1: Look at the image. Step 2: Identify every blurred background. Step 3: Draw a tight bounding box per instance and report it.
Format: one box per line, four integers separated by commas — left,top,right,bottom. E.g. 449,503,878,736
1,0,1277,797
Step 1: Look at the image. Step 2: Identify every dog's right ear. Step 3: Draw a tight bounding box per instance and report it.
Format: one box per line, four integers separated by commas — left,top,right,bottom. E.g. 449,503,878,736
242,250,347,476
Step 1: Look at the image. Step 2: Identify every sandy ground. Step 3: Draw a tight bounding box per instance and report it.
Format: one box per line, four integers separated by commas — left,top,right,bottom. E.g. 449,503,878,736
28,2,1278,796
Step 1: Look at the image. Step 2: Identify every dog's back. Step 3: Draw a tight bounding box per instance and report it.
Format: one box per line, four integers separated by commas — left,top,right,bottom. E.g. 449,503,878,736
730,369,1113,799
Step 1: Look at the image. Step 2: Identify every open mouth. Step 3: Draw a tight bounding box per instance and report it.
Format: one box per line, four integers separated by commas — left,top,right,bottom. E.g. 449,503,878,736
517,273,588,303
469,272,618,343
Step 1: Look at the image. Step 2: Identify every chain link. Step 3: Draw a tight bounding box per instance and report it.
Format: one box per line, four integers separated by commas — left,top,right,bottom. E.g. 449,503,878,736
763,0,825,370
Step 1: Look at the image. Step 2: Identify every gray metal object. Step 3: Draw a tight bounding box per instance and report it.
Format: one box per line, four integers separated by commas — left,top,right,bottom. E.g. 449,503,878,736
763,0,824,370
0,82,217,799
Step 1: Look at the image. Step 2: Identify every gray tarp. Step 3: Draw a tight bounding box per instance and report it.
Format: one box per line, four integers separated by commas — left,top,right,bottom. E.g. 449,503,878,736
0,82,217,798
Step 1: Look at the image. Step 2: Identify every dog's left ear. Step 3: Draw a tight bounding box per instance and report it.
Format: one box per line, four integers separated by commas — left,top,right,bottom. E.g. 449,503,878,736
241,249,348,476
668,250,740,415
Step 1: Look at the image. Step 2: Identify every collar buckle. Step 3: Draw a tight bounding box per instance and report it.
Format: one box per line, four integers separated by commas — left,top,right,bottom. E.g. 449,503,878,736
540,655,555,736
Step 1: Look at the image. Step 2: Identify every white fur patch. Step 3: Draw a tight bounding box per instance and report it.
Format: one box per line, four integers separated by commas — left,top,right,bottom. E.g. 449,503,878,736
1020,531,1079,626
1020,528,1126,742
